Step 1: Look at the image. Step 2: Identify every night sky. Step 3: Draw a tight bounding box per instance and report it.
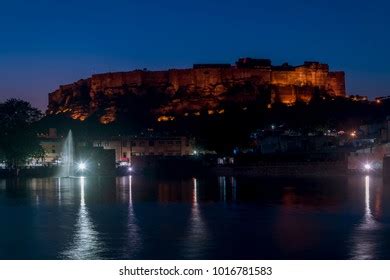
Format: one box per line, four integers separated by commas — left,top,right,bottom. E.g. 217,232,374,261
1,0,389,110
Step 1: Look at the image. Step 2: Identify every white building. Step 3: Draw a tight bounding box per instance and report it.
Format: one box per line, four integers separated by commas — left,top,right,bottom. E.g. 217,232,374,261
93,136,195,163
38,128,63,165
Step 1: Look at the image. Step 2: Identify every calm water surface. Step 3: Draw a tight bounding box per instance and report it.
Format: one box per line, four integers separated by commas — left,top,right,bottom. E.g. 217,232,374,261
1,175,390,259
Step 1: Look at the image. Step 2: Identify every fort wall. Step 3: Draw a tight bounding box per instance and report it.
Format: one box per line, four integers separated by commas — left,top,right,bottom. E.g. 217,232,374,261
85,62,341,98
47,58,346,121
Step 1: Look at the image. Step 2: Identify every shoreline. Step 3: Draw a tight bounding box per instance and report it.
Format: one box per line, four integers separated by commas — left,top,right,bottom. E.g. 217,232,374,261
0,165,381,179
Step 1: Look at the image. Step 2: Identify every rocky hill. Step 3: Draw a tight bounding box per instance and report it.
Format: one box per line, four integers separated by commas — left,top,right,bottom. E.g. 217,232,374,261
47,58,345,124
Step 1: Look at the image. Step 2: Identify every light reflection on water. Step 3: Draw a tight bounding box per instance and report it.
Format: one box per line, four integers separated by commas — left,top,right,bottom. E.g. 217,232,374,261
120,176,142,258
182,178,209,259
61,177,103,259
218,176,227,203
350,176,382,260
0,175,390,259
57,178,61,206
231,176,237,202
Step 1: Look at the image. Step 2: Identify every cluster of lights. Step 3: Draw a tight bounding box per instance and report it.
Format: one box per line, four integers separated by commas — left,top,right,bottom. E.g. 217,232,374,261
77,160,134,174
77,162,133,175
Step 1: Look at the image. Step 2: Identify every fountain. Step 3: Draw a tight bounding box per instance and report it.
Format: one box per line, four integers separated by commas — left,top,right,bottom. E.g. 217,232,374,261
60,130,75,178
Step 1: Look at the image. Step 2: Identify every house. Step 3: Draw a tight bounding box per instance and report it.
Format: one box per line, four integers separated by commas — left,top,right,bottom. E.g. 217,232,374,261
93,136,195,163
38,128,63,165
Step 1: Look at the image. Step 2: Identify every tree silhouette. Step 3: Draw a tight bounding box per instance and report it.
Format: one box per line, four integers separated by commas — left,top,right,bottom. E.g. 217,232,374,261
0,99,44,169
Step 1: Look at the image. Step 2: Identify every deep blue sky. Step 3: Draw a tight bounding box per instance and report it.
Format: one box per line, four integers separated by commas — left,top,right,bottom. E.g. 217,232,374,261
1,0,389,110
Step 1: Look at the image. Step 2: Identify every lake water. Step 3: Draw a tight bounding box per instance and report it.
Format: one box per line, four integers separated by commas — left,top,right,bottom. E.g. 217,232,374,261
1,175,390,260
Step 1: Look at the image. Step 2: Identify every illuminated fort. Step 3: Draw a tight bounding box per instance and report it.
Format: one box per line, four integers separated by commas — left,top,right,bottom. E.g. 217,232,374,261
48,58,345,123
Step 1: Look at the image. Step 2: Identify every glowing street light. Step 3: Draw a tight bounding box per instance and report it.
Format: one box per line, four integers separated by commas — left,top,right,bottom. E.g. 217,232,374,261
78,162,87,171
364,163,372,171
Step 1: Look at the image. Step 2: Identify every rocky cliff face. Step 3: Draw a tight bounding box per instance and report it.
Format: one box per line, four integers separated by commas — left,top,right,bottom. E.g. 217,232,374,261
47,58,345,124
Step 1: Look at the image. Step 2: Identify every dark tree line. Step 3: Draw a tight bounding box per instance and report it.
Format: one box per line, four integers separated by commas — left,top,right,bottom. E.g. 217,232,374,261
0,99,44,169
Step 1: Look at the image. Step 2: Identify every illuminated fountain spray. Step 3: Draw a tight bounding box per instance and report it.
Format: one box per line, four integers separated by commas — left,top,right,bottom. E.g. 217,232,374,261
61,130,74,178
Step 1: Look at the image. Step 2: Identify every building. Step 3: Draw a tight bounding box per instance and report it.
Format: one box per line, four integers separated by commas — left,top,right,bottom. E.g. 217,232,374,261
380,118,390,143
255,132,339,155
38,128,63,164
78,146,116,175
93,136,195,163
348,143,390,172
